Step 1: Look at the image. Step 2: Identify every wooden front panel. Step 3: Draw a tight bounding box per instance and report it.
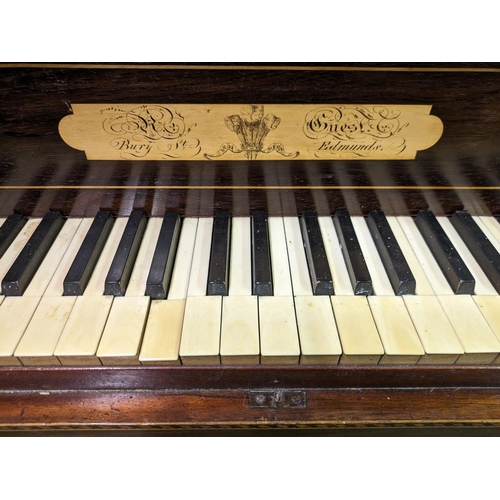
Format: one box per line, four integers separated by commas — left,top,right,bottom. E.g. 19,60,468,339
1,64,500,217
2,366,500,428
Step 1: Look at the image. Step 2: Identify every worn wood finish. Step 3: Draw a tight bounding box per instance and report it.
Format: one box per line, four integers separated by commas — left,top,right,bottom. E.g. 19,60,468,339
1,366,500,429
2,388,500,430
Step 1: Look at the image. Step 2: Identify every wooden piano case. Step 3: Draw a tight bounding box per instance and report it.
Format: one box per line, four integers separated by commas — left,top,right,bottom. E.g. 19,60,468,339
2,63,500,433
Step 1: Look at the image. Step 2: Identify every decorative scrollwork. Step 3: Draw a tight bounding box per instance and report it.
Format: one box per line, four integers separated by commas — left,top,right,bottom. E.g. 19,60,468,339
100,105,200,159
103,105,187,140
205,105,299,160
303,105,410,158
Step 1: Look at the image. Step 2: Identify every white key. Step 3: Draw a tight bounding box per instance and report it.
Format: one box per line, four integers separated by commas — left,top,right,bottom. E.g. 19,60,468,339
295,295,341,364
14,296,76,365
403,295,463,364
220,295,259,364
97,296,150,365
179,218,221,364
259,296,300,364
180,295,221,365
331,296,384,365
221,219,257,363
126,217,164,297
260,218,300,363
55,295,114,365
268,217,292,296
0,296,41,365
318,216,354,296
283,217,312,296
168,218,198,300
228,217,252,296
186,217,213,297
139,299,185,365
368,295,424,364
473,295,500,357
438,295,500,364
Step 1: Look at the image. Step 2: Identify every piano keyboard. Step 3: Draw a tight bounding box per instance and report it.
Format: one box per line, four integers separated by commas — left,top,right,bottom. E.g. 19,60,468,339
2,210,500,367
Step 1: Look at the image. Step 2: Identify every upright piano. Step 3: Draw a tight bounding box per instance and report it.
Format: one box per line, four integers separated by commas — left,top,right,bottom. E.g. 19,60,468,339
2,63,500,433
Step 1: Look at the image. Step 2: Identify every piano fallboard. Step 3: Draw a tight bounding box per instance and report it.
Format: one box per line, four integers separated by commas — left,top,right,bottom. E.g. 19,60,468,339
2,63,500,219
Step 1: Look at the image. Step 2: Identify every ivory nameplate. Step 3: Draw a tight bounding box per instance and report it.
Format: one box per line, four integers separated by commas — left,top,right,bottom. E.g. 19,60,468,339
59,104,443,161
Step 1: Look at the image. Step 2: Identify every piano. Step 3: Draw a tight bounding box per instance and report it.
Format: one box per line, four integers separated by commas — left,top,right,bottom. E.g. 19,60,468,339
2,63,500,434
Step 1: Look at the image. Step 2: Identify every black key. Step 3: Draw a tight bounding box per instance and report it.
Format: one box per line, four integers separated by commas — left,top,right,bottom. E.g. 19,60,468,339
415,210,475,294
207,212,231,296
104,210,147,296
0,214,26,259
333,209,372,295
367,210,416,295
300,211,334,295
451,210,500,293
63,211,115,296
145,212,181,299
252,210,273,296
1,211,64,296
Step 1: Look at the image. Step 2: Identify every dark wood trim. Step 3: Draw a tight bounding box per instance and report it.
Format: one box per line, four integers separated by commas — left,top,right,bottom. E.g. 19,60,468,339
2,63,500,72
1,364,500,391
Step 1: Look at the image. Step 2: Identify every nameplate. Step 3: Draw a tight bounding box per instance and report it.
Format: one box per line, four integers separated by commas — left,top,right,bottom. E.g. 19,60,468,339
59,104,443,161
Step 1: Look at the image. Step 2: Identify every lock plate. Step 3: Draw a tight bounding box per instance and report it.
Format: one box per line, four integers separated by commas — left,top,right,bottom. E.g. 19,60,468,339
248,390,307,409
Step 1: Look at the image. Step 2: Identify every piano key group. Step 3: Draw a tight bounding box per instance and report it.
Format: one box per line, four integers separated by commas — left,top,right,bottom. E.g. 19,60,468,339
1,208,500,366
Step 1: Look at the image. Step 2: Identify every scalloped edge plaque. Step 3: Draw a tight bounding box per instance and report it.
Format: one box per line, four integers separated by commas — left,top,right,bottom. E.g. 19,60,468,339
59,104,443,161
